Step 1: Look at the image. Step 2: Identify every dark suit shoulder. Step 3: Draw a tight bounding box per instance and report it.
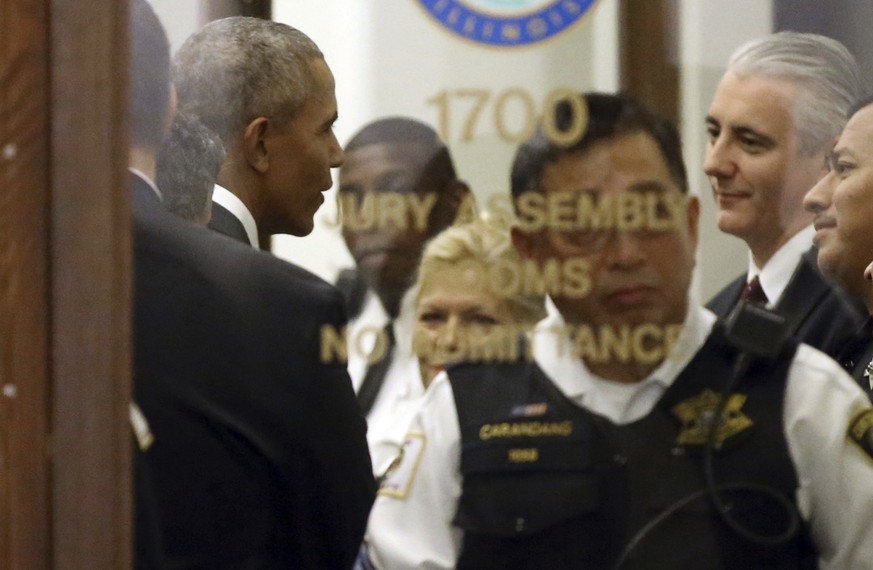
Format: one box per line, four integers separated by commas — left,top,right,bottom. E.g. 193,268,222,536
777,250,866,357
703,249,865,358
334,267,367,320
208,202,250,244
706,273,745,318
131,179,372,568
136,195,342,309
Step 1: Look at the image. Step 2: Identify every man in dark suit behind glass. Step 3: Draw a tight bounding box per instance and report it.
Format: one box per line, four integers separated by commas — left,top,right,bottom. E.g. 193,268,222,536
173,17,345,250
129,2,374,567
704,32,866,356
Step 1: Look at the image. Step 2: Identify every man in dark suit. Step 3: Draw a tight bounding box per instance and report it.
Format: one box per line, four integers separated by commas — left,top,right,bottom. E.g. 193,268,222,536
172,17,344,249
804,95,873,398
129,2,374,567
704,32,866,356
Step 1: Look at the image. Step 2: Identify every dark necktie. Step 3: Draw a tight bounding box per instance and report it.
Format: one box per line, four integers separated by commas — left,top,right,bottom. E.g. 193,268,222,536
740,275,768,306
357,322,395,417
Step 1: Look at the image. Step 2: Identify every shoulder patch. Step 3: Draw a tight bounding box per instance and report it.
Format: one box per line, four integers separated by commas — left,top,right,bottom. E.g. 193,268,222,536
377,433,426,499
848,408,873,459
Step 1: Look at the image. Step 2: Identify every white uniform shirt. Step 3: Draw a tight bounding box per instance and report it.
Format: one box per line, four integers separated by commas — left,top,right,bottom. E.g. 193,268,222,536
364,305,873,569
746,225,814,309
347,288,426,471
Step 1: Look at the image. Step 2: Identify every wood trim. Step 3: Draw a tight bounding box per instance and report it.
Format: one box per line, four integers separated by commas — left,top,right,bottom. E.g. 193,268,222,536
619,0,680,125
0,0,51,568
50,0,132,567
203,0,272,21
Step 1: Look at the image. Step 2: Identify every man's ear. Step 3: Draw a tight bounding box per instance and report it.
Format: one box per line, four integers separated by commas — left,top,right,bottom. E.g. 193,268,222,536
242,117,270,173
685,194,701,250
446,179,471,211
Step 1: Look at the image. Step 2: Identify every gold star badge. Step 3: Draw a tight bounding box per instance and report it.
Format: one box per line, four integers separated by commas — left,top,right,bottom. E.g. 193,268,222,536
671,389,753,450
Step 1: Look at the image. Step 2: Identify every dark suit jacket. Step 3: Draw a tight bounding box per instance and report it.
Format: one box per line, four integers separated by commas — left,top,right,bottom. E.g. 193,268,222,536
334,267,368,321
834,317,873,399
707,248,866,359
135,435,166,569
208,201,250,245
132,175,374,569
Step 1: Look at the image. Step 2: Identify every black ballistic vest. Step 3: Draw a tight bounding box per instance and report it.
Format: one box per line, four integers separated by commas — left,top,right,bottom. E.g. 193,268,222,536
448,324,816,570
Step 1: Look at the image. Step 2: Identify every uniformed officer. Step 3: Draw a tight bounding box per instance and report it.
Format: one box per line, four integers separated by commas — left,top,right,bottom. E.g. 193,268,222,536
361,93,873,569
805,94,873,399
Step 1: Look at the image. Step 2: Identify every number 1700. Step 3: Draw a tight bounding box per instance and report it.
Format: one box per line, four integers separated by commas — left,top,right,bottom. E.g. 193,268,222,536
425,87,588,146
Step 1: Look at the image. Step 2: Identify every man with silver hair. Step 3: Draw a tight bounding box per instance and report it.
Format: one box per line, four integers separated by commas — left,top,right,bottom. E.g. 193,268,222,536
174,17,344,247
705,31,866,357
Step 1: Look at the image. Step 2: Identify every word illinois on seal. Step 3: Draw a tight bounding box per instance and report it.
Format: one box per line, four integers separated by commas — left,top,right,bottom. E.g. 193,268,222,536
417,0,597,47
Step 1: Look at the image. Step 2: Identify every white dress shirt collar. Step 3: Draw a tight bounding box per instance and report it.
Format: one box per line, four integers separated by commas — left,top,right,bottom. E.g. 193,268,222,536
746,225,814,307
129,167,162,200
533,301,716,424
212,184,259,248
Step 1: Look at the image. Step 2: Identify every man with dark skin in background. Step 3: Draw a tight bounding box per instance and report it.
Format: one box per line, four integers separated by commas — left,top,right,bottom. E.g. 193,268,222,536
336,117,469,468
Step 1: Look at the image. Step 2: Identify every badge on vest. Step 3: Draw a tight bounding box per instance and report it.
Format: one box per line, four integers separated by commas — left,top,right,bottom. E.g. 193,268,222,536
671,389,753,450
848,408,873,460
377,433,426,499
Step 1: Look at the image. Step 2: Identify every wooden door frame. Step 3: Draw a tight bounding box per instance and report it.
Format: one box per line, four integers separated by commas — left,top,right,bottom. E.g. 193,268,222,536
2,0,132,568
0,0,52,567
50,0,132,567
619,0,680,126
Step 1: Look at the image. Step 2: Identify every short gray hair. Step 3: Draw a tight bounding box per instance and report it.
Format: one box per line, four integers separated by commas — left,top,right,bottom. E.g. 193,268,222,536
156,112,225,223
173,17,323,143
728,31,866,155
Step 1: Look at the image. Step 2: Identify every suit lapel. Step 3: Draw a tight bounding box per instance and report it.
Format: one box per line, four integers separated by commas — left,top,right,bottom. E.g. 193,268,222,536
706,274,745,318
208,202,251,245
773,249,827,336
130,172,164,215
